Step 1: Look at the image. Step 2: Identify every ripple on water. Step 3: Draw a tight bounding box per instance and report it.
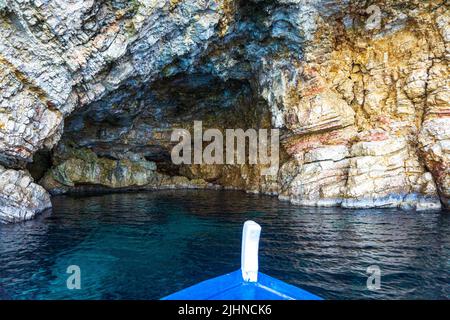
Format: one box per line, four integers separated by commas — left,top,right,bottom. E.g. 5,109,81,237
0,190,449,300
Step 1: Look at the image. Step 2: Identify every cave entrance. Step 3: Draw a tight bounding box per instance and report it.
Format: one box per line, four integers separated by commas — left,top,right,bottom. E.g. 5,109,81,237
36,72,272,193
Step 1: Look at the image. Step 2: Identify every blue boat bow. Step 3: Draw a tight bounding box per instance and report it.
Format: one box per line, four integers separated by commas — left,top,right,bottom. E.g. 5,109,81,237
162,221,322,300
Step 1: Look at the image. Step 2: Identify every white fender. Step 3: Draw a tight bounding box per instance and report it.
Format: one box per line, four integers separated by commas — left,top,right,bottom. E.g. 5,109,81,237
241,220,261,282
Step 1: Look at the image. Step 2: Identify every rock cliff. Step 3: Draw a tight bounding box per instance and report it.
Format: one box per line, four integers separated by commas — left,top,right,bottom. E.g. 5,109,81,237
0,0,448,222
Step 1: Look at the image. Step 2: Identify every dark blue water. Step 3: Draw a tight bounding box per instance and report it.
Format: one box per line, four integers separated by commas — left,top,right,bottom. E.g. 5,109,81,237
0,190,449,300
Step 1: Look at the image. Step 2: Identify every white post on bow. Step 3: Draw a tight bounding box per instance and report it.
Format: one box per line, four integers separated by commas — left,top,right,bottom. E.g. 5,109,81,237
241,220,261,282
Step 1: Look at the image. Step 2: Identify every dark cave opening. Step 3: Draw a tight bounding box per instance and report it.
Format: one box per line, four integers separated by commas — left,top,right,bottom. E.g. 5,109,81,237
42,71,271,185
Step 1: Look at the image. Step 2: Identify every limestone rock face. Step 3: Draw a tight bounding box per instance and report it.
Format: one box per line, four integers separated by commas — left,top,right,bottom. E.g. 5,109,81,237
0,165,51,223
0,0,449,221
343,134,441,210
274,0,449,211
419,119,450,207
40,147,213,193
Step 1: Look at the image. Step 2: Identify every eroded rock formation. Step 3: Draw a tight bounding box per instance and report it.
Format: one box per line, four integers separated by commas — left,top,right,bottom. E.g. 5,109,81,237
0,0,449,222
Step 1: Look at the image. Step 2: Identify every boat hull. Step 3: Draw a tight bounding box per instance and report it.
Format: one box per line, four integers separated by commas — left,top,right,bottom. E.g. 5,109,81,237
162,270,322,300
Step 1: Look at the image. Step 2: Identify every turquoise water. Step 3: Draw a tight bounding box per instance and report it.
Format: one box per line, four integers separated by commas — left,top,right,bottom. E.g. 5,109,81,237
0,190,449,300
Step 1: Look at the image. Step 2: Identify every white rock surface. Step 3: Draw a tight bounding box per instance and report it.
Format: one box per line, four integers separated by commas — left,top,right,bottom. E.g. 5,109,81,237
0,165,51,223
